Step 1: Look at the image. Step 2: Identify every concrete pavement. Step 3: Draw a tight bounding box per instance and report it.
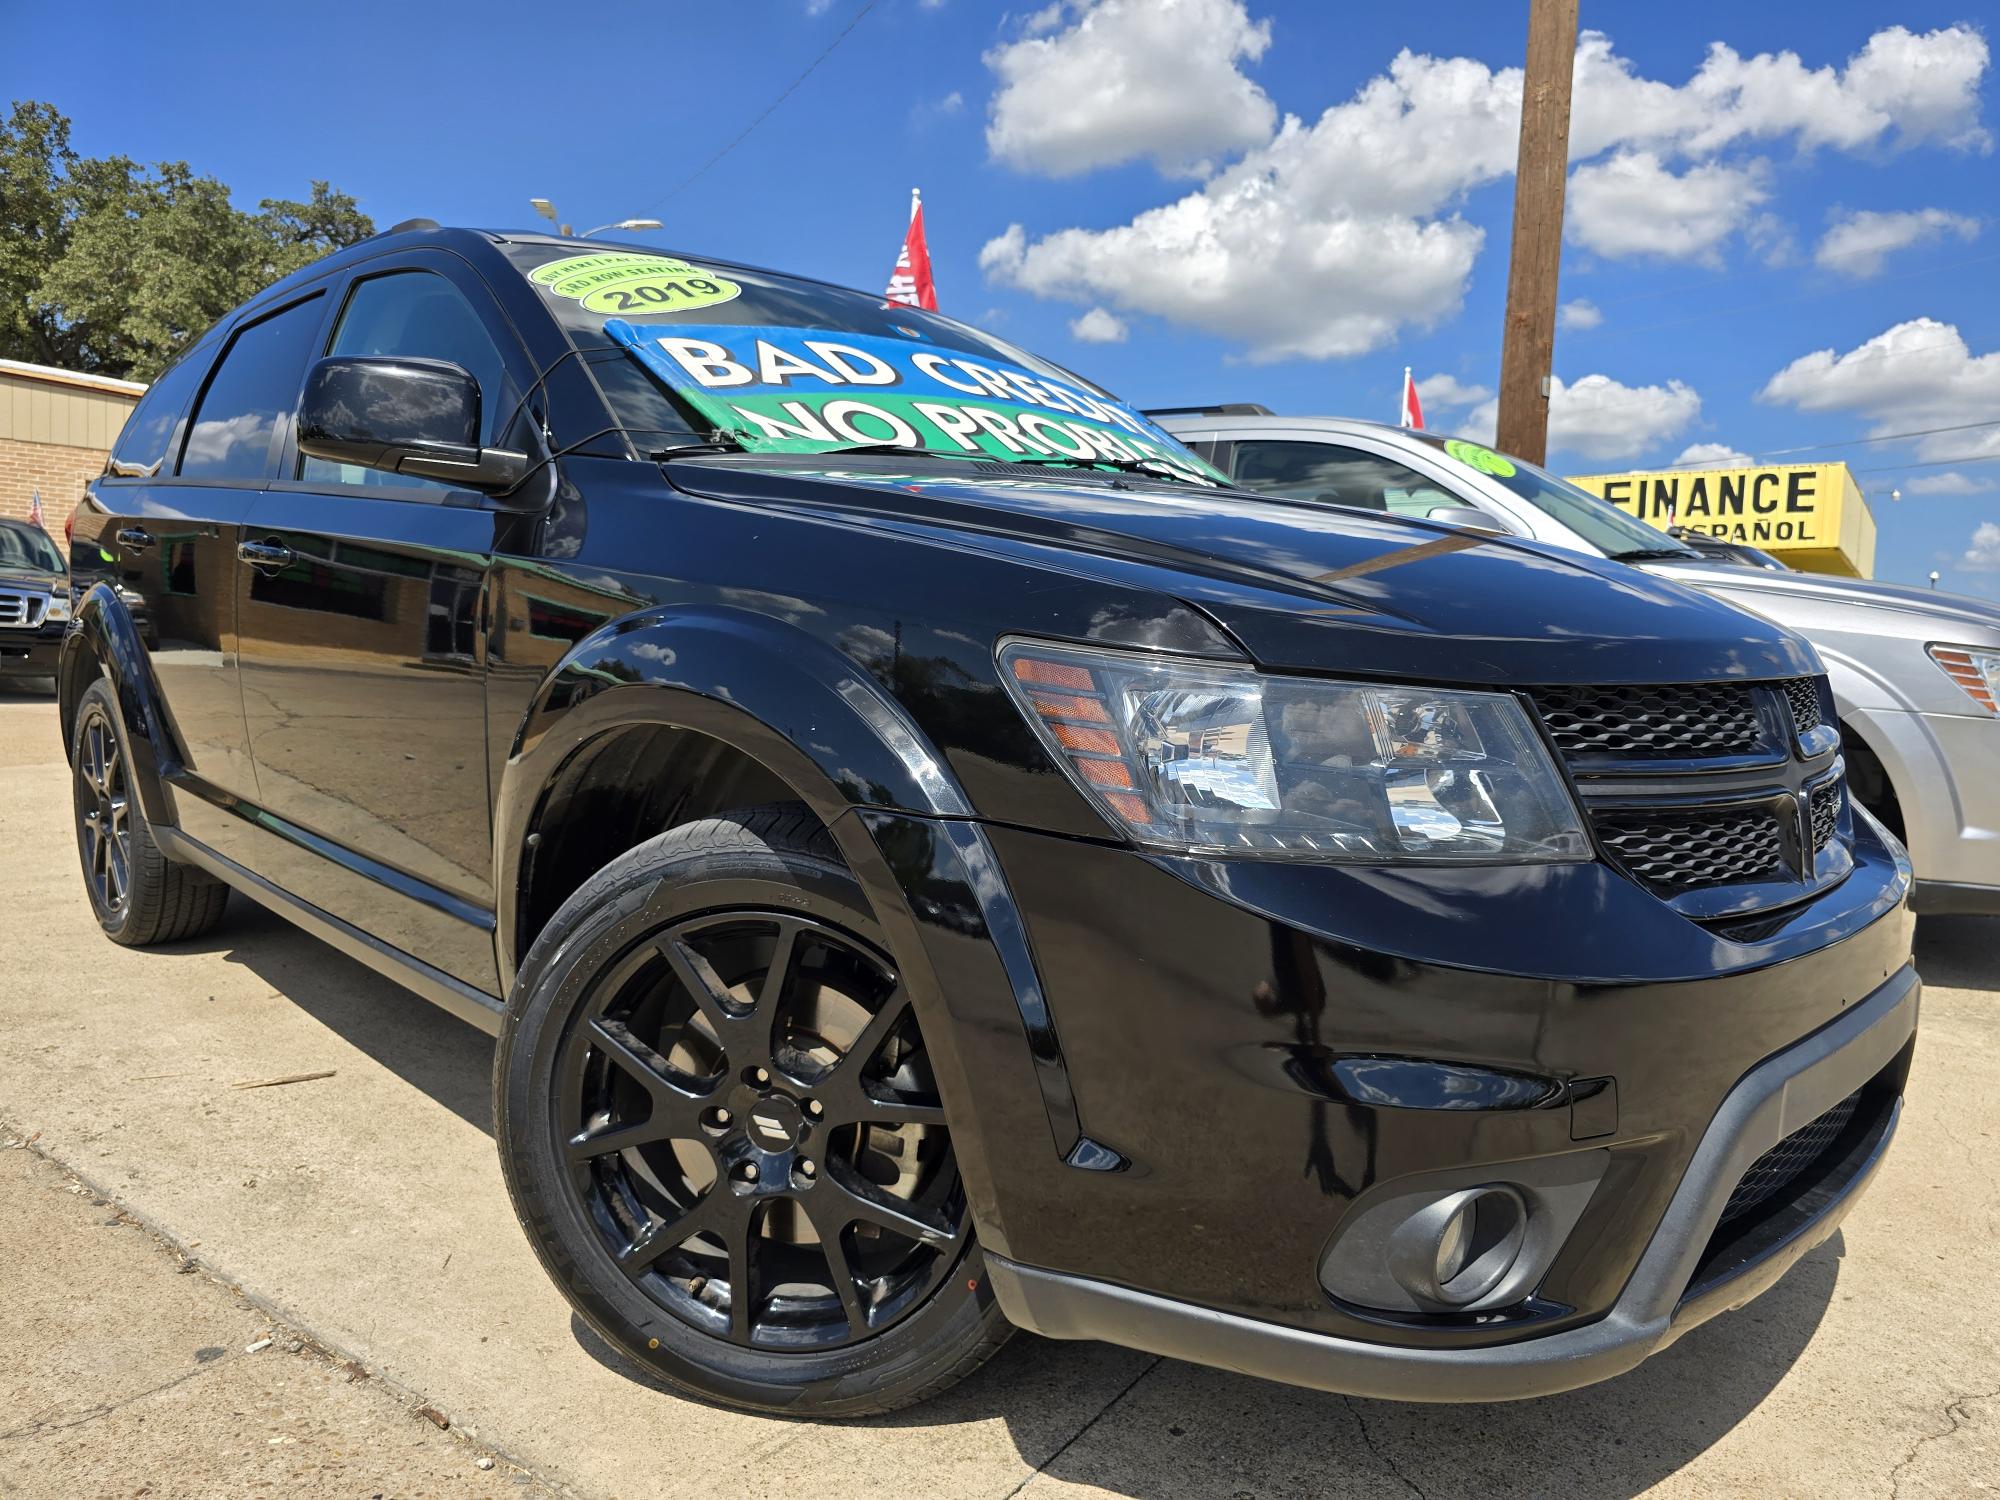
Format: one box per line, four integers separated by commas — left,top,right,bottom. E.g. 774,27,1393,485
1,687,1995,1498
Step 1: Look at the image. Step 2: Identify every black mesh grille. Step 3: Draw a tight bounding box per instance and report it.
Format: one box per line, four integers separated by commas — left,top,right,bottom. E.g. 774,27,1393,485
1784,678,1824,736
1719,1090,1862,1224
1809,780,1841,853
1531,683,1762,757
1598,809,1785,889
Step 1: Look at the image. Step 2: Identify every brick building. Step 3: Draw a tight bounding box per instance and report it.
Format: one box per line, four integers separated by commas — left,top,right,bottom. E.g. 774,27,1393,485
0,359,146,552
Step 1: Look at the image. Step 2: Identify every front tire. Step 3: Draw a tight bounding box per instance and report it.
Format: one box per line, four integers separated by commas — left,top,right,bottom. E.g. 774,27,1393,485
70,679,228,946
495,805,1011,1416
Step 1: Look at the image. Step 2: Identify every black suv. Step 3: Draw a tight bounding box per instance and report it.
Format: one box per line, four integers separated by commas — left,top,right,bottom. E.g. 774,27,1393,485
63,226,1917,1416
0,516,71,687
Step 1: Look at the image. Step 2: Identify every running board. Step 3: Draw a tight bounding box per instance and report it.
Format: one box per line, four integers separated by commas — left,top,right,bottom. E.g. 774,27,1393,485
156,827,506,1037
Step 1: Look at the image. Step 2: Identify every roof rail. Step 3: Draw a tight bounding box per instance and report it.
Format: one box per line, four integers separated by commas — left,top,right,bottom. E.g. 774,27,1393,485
384,217,442,236
1140,403,1274,418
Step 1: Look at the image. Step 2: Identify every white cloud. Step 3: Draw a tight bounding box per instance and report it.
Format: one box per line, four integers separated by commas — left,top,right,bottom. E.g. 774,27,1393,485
985,0,1276,177
1759,317,2000,463
983,23,1992,361
1904,471,1994,495
1814,208,1980,277
1414,373,1491,409
1567,153,1767,263
1566,25,1991,158
1559,299,1603,330
1675,441,1754,466
1464,373,1702,462
1965,522,2000,571
1069,306,1128,342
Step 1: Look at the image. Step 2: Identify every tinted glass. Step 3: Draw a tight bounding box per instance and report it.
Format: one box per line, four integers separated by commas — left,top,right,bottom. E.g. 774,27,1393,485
1407,432,1700,559
0,520,64,572
301,271,513,491
107,351,209,477
178,296,325,482
1231,441,1460,517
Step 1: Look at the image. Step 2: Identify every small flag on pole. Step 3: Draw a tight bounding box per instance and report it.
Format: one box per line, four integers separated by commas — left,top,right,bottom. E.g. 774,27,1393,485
885,188,938,312
27,488,45,530
1400,368,1424,430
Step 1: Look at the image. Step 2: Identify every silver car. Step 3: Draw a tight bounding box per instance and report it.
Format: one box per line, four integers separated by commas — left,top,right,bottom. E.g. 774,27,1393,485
1153,409,2000,916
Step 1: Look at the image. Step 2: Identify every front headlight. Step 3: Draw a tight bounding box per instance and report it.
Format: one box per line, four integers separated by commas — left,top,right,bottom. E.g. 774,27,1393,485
43,589,71,623
1928,644,2000,715
998,639,1591,862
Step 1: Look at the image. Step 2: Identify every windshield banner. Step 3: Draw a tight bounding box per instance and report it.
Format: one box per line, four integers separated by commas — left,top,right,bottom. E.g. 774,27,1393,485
605,321,1223,482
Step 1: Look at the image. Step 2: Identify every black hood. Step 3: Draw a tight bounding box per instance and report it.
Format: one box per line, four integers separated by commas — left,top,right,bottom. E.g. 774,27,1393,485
666,458,1822,686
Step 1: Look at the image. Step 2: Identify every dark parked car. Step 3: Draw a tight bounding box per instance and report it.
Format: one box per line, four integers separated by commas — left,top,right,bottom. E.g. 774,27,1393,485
62,225,1917,1416
0,516,71,688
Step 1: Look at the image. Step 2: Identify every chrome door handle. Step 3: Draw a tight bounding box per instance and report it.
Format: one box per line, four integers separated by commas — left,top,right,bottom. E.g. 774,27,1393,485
115,526,155,552
237,539,296,572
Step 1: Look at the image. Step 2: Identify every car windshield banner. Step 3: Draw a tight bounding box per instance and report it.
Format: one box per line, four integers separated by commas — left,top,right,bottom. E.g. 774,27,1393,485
605,321,1224,482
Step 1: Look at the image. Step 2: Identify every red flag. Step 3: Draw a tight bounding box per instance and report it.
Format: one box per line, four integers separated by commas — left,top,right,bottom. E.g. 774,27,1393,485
886,188,938,312
1400,368,1424,430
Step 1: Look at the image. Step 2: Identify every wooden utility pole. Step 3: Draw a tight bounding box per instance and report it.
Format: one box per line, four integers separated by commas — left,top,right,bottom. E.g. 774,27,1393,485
1494,0,1579,465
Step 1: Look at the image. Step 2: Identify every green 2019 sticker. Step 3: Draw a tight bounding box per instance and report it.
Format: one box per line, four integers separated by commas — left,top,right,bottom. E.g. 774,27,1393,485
530,253,741,316
1444,438,1517,477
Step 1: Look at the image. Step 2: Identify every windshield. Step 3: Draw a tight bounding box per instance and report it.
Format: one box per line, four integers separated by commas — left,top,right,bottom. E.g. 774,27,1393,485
0,521,63,573
502,241,1220,484
1408,433,1700,559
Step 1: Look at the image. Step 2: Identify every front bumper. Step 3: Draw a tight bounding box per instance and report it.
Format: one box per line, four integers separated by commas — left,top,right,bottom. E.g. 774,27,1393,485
0,621,63,677
1857,705,2000,896
987,964,1914,1401
851,795,1915,1400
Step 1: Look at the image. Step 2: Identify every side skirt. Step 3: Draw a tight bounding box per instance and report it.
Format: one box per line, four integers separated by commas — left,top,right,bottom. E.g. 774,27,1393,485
156,826,505,1037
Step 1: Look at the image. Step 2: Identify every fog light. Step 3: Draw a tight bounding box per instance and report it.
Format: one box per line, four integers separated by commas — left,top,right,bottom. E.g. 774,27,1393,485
1386,1185,1527,1310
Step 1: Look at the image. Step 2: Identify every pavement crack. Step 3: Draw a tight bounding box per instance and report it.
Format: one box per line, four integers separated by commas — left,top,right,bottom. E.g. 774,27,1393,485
1344,1395,1425,1499
1885,1383,2000,1499
0,1358,234,1443
1002,1354,1162,1498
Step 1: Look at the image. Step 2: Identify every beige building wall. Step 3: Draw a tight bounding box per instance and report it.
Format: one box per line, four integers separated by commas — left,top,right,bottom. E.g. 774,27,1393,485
0,360,146,552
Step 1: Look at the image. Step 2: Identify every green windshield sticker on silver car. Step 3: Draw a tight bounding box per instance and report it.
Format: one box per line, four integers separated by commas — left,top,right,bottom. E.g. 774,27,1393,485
529,253,742,317
1444,439,1518,478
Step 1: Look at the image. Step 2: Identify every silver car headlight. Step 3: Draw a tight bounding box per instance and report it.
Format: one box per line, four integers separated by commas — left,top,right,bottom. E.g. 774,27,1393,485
43,589,71,623
1928,644,1999,715
999,640,1591,862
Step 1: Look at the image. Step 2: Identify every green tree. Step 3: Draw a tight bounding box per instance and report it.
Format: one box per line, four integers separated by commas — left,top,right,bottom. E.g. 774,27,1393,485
0,101,375,381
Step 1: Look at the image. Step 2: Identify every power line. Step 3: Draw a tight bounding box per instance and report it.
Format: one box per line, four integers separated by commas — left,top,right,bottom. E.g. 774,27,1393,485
1663,418,2000,467
645,1,880,211
1853,452,2000,475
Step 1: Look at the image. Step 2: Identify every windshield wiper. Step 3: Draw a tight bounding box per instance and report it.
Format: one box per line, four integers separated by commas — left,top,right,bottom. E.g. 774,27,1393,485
1607,545,1701,561
652,432,752,462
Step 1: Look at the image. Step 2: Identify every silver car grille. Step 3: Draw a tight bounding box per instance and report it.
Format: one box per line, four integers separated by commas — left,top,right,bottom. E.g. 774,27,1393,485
0,588,49,629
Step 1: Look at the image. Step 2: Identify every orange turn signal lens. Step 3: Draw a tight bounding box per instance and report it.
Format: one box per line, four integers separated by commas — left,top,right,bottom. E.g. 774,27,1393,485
1012,657,1096,692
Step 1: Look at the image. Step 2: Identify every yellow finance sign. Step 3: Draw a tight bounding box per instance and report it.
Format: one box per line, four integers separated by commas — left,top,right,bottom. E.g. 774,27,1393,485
1566,461,1877,578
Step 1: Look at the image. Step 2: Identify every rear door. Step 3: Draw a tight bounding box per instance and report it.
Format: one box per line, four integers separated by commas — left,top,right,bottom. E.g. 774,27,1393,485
74,291,331,845
233,252,536,991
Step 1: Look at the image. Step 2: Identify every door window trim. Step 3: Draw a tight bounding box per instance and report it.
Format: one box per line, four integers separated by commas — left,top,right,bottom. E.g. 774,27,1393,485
267,250,539,508
171,288,334,489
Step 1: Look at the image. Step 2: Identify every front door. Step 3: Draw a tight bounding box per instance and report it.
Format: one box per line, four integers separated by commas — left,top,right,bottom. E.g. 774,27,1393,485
234,255,533,992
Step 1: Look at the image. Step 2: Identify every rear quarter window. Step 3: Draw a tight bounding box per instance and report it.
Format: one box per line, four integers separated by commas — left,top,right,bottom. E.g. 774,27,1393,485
106,352,209,478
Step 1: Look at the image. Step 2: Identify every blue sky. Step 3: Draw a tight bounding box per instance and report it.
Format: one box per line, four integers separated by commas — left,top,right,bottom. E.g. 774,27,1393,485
6,0,1996,595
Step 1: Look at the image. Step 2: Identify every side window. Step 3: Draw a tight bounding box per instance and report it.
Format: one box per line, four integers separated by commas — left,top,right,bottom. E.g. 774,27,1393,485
178,296,325,482
1231,440,1463,518
300,270,514,492
107,349,210,477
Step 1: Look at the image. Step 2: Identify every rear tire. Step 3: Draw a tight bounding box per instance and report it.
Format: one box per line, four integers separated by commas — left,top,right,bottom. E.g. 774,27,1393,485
70,679,229,946
495,804,1011,1416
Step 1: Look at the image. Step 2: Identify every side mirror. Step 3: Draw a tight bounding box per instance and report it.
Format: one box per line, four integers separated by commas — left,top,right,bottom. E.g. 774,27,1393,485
298,356,530,493
1426,503,1509,533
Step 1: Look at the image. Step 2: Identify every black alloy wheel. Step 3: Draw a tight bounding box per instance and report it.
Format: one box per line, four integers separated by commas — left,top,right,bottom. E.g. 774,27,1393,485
560,909,966,1351
496,806,1010,1416
69,679,230,946
74,701,132,918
